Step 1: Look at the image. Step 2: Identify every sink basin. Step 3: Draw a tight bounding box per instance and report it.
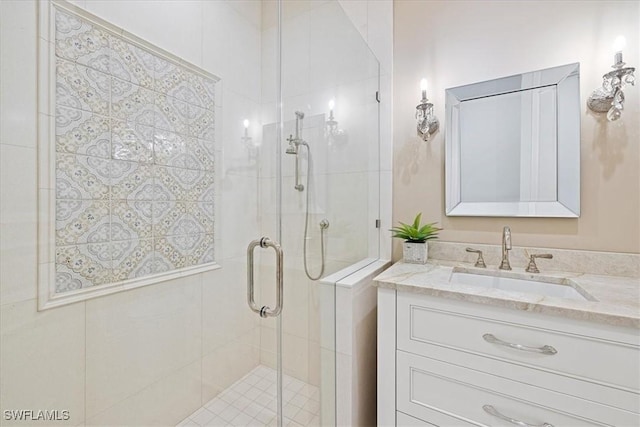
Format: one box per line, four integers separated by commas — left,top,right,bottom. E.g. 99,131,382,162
450,271,590,301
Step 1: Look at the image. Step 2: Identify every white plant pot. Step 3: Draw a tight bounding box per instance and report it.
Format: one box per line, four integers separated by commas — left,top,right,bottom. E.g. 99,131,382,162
403,241,428,264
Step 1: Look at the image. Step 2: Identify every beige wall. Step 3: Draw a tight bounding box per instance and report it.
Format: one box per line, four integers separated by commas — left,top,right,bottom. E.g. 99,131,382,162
393,0,640,259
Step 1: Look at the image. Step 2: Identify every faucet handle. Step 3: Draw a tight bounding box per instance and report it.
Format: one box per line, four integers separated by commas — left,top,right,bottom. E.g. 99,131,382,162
466,248,487,268
526,253,553,273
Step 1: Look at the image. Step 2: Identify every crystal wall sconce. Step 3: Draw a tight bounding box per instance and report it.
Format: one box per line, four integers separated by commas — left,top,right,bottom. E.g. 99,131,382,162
587,36,635,121
325,99,347,146
416,78,439,141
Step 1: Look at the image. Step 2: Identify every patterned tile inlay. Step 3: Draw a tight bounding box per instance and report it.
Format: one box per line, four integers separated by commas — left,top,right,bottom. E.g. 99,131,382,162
177,366,320,427
54,6,217,293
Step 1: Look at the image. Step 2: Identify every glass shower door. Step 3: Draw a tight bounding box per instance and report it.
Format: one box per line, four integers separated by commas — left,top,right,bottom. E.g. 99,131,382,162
247,1,379,426
268,0,380,426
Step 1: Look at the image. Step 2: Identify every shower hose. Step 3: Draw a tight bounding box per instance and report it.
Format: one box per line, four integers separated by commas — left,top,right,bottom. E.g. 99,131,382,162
299,142,328,281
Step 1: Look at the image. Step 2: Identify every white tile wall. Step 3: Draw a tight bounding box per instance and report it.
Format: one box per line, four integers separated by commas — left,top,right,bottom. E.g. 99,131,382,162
202,259,258,355
0,299,86,426
338,0,393,258
79,1,205,68
0,0,38,149
86,361,202,426
201,326,261,404
85,274,202,418
202,1,262,103
0,145,38,305
224,0,262,31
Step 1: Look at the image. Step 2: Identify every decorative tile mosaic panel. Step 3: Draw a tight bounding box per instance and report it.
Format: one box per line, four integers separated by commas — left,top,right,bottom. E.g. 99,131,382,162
53,6,217,294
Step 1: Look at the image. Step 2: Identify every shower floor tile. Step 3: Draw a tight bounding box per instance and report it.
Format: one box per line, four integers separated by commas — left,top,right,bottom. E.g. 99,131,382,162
177,365,320,427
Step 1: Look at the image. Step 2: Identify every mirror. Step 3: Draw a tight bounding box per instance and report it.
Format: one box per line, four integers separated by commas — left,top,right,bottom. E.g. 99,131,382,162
445,63,580,217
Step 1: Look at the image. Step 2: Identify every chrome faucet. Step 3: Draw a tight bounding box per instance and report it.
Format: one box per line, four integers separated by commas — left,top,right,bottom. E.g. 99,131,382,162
499,226,512,270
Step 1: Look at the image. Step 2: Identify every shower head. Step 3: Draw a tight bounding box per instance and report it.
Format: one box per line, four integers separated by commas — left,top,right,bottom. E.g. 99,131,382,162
285,134,298,155
285,144,298,155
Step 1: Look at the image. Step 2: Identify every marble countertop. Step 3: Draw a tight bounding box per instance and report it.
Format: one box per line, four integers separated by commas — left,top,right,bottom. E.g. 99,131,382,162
374,260,640,328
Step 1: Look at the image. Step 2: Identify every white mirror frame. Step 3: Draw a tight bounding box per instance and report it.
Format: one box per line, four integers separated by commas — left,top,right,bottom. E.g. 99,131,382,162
445,63,581,218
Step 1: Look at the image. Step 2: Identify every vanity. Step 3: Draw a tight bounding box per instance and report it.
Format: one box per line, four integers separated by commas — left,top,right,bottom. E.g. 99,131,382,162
378,60,640,425
374,242,640,426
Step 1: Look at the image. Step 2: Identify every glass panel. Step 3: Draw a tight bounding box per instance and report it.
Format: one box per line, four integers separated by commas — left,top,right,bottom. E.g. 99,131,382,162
273,0,380,425
200,0,280,422
188,0,380,422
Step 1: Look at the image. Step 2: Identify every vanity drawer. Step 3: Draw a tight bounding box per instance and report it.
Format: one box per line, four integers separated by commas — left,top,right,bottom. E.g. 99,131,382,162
397,292,640,391
397,351,638,426
396,410,472,426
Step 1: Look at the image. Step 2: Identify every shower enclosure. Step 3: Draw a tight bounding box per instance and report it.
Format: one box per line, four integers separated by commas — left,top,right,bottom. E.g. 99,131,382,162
217,1,381,425
0,0,379,426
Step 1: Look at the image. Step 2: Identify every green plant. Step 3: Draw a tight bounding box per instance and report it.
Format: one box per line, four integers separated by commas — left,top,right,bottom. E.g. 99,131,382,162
390,213,441,243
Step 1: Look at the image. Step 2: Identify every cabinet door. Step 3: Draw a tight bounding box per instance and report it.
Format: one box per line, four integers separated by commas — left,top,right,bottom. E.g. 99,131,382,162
397,351,638,426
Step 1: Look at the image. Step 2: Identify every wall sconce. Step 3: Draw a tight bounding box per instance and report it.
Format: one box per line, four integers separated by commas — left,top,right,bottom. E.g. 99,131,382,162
587,35,635,121
416,78,439,141
325,99,347,146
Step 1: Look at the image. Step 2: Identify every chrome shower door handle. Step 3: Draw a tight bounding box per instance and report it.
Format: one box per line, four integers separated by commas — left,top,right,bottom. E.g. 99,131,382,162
247,237,284,318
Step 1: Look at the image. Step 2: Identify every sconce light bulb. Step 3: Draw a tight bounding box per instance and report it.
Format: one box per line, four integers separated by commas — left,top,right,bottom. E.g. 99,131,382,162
243,119,250,129
613,35,626,52
328,99,335,111
420,78,428,101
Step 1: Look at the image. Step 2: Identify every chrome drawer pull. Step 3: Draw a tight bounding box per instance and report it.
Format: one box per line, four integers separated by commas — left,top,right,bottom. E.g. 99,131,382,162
483,333,558,355
483,405,554,427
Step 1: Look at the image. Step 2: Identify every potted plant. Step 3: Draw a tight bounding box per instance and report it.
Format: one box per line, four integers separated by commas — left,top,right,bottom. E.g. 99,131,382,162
390,213,441,264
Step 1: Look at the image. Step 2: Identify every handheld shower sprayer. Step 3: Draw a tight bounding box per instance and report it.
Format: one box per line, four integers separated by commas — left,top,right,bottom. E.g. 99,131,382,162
294,111,304,139
286,111,306,191
284,111,328,280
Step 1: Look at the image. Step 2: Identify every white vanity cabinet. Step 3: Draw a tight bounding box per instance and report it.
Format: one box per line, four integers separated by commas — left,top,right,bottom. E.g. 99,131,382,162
377,288,640,426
